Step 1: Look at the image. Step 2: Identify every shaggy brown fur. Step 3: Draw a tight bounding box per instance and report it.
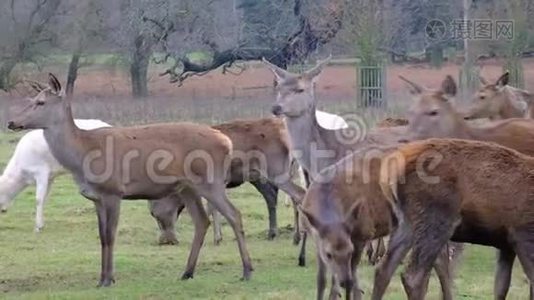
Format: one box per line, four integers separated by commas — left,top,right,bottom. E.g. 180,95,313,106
300,143,454,300
149,117,306,245
378,138,534,299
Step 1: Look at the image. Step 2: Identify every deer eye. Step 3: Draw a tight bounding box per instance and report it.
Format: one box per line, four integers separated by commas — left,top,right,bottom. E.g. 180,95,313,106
427,110,438,116
479,96,486,100
326,252,333,260
36,101,45,106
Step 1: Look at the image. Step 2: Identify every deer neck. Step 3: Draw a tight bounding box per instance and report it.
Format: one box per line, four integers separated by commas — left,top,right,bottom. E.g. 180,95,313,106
450,114,476,140
42,103,85,173
284,107,345,177
500,92,525,119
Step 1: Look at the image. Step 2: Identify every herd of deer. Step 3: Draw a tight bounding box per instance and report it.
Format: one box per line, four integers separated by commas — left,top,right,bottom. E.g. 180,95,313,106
2,56,534,300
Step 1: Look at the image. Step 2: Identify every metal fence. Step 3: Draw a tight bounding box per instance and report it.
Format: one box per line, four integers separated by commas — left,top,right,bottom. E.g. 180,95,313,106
357,65,386,107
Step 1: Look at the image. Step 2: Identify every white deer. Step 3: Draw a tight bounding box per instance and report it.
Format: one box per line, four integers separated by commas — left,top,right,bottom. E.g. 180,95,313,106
0,119,111,232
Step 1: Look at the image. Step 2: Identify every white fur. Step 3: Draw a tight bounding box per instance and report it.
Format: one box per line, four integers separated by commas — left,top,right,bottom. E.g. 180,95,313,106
283,110,348,206
315,110,349,129
0,119,111,232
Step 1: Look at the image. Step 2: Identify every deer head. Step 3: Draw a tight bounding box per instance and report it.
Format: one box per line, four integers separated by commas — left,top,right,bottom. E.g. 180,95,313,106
300,200,370,292
8,74,65,131
464,72,510,120
262,56,331,118
401,75,461,141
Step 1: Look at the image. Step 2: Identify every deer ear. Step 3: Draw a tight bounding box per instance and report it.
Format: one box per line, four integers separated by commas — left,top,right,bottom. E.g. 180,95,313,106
344,201,362,229
441,75,457,98
496,71,509,88
300,206,322,231
262,57,291,83
399,75,423,95
48,73,62,95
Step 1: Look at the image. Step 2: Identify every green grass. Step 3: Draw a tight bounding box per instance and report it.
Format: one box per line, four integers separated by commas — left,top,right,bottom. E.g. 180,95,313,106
0,131,530,299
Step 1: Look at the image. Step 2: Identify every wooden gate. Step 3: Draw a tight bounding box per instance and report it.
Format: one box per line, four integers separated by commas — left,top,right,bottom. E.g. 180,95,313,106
357,65,386,107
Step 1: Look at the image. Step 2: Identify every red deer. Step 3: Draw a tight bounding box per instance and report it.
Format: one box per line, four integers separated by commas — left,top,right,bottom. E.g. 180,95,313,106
262,57,406,267
399,74,534,299
149,117,306,245
464,71,534,120
7,74,253,286
299,142,455,300
378,138,534,299
400,74,534,155
262,58,455,299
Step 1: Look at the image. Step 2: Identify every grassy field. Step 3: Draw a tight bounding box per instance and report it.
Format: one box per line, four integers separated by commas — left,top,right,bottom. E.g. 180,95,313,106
0,130,531,300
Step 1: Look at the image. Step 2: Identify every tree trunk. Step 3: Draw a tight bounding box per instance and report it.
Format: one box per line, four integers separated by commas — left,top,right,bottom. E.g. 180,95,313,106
0,59,18,92
66,51,82,98
130,34,151,99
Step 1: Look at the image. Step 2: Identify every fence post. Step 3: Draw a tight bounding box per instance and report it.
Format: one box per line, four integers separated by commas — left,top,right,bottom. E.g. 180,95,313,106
357,64,386,107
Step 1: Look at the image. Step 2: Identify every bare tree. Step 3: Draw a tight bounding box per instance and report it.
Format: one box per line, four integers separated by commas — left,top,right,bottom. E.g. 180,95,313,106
0,0,63,91
61,0,107,97
147,0,344,85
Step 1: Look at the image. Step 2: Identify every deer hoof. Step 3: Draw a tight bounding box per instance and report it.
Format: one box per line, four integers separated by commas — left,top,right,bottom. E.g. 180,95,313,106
267,229,277,240
97,277,115,287
158,236,179,246
298,256,306,267
181,271,194,280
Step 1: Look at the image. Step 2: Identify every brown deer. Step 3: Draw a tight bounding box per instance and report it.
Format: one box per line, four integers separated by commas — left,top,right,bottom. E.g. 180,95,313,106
149,117,306,245
464,71,534,120
261,58,458,299
299,142,455,300
262,57,406,268
378,138,534,299
400,74,534,155
7,74,253,287
398,74,534,299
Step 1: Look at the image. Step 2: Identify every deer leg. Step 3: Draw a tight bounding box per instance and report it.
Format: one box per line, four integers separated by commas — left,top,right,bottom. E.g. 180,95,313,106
207,202,223,245
293,204,302,245
511,228,534,300
494,248,515,300
372,224,413,300
196,182,253,280
328,275,341,300
298,232,308,267
316,247,327,300
433,244,454,300
350,242,365,300
34,173,52,232
250,180,279,240
401,213,455,300
149,197,183,245
375,237,386,264
180,189,210,280
366,241,375,265
95,196,121,287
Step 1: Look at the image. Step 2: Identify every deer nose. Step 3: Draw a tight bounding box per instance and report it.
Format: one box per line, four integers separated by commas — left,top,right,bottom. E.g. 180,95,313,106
271,105,283,116
7,121,15,130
